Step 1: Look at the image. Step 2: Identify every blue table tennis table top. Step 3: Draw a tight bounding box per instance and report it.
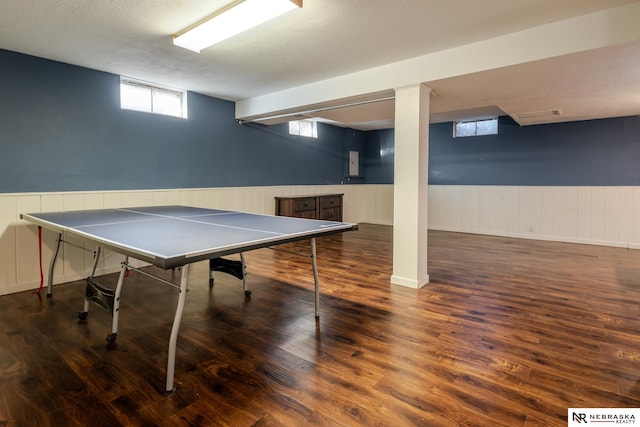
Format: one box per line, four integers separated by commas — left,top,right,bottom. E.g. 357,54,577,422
21,205,357,269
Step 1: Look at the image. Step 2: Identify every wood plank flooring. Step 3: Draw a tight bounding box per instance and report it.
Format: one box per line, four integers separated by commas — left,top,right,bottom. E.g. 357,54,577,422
1,224,640,426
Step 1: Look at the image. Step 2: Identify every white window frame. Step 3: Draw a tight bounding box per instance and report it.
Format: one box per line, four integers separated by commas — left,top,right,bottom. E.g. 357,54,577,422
120,77,188,119
453,118,498,138
289,119,318,138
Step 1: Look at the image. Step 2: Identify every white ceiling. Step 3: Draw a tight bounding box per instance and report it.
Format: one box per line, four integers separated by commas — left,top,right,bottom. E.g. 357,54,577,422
1,0,639,130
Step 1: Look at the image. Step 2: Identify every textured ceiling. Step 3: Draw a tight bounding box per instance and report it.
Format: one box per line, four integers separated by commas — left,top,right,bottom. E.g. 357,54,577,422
1,0,639,129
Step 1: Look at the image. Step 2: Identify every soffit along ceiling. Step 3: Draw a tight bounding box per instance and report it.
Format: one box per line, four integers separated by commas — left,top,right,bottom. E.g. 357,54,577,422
315,40,640,129
1,0,639,130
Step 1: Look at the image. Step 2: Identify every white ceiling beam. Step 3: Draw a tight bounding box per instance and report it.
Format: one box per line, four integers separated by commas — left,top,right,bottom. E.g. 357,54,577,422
236,1,640,121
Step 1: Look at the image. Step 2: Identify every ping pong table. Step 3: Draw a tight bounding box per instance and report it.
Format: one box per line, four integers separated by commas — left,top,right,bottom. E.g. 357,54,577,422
20,205,357,392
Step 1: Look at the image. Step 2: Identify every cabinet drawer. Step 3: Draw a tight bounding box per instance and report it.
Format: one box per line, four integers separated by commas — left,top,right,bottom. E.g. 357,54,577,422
319,207,341,221
275,194,343,222
321,196,341,209
293,197,316,212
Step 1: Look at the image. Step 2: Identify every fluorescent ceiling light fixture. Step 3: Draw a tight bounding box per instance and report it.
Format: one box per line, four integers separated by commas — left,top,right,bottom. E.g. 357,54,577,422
173,0,302,53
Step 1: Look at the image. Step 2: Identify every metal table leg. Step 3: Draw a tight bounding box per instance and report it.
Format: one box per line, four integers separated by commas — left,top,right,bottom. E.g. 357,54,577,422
311,238,320,318
47,233,62,297
239,252,249,296
106,256,128,343
79,247,102,319
166,263,190,393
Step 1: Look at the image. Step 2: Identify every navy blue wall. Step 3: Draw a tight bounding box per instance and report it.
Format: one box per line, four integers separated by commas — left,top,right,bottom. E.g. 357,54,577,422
363,116,640,185
0,49,361,193
363,128,395,184
4,48,639,191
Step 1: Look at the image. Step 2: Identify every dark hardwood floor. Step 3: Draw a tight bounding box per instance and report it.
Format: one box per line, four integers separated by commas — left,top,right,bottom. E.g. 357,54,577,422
1,224,640,426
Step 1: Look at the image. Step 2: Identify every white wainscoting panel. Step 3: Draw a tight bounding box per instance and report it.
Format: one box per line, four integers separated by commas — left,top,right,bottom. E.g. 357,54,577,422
428,185,640,249
1,185,394,295
2,184,638,295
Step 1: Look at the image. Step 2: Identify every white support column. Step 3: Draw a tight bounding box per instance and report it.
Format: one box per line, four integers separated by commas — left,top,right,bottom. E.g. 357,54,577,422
391,84,431,289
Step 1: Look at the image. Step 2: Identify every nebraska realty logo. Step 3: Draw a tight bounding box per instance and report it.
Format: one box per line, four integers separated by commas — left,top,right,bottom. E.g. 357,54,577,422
569,408,639,425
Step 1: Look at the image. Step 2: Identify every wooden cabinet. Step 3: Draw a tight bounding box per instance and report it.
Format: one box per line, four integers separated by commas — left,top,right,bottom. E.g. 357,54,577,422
275,194,343,222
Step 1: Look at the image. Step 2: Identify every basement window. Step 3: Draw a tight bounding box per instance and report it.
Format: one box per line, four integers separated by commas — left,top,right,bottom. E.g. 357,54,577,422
120,77,188,119
454,118,498,137
289,119,318,138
